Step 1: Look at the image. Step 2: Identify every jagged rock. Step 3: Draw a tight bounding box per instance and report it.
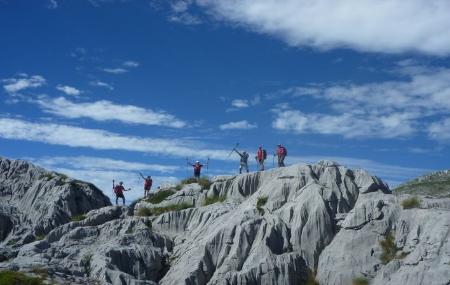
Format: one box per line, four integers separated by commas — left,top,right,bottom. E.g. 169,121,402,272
0,157,111,248
2,206,173,285
2,158,449,285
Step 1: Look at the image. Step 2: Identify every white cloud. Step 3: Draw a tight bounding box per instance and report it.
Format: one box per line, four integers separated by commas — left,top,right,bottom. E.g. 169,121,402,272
169,0,202,25
47,0,58,9
35,96,187,128
194,0,450,56
273,110,415,138
0,118,231,160
89,80,114,90
220,120,257,130
102,68,128,74
231,99,249,108
35,156,179,174
429,118,450,142
272,64,450,140
2,75,46,94
123,61,140,68
56,85,81,96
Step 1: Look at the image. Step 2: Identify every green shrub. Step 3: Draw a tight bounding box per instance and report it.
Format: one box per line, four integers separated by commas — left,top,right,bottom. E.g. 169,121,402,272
352,277,369,285
203,195,226,206
380,233,397,264
0,270,43,285
145,190,175,204
71,214,87,222
34,235,46,241
177,176,212,190
256,196,268,215
401,197,421,209
40,173,55,181
31,267,48,279
137,203,193,216
306,269,319,285
81,253,93,277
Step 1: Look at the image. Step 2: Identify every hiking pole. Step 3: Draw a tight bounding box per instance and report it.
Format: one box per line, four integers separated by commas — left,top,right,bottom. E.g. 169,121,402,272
206,157,210,176
227,142,239,157
273,154,275,168
112,180,115,196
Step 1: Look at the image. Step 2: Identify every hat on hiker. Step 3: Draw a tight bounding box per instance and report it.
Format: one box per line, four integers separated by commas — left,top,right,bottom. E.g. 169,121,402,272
119,181,123,185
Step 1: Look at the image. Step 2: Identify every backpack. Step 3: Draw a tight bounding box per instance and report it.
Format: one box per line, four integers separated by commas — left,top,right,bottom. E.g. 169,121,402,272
262,149,267,160
144,178,152,189
280,146,287,156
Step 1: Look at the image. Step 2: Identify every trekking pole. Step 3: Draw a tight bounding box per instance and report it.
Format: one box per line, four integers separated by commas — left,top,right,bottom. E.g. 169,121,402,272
273,154,275,168
206,157,210,176
227,142,239,157
112,180,115,196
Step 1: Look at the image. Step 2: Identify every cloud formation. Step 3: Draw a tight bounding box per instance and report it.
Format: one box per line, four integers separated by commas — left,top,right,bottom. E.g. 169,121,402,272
0,118,230,160
2,75,46,94
35,96,187,128
220,120,257,130
188,0,450,56
56,85,81,96
272,63,450,140
89,80,114,90
102,68,128,74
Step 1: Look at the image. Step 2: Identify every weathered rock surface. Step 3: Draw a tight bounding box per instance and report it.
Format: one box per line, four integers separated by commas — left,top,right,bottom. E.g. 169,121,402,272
1,158,449,285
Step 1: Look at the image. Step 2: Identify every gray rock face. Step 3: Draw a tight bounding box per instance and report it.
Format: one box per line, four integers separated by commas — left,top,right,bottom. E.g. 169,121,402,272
2,158,449,285
0,157,111,247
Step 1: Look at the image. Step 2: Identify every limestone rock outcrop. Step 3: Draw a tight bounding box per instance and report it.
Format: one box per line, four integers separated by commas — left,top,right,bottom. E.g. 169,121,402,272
1,158,449,285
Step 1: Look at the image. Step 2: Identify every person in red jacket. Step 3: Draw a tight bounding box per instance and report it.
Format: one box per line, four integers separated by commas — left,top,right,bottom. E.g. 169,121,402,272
276,144,287,167
191,161,203,180
255,146,266,171
139,173,152,198
113,181,130,206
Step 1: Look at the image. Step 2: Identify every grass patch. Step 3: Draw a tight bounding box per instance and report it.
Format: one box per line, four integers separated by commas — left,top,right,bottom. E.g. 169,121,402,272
6,239,19,246
176,176,212,191
306,269,319,285
256,196,268,215
401,197,421,209
145,190,175,204
203,195,226,206
40,173,55,181
137,203,193,217
352,277,369,285
81,253,93,278
71,214,87,222
0,270,44,285
34,235,46,241
31,267,48,279
380,233,397,264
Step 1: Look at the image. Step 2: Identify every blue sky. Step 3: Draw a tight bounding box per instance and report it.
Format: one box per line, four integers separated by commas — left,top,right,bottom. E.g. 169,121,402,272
1,0,449,202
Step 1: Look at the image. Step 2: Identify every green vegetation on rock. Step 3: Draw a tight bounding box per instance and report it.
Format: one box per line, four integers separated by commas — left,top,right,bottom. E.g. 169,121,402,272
380,233,397,264
176,176,212,191
0,270,44,285
203,195,226,206
137,203,193,216
401,196,421,209
256,196,268,215
71,214,87,222
352,277,369,285
395,170,450,197
145,190,175,204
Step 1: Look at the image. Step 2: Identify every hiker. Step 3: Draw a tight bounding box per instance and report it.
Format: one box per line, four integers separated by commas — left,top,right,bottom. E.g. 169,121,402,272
255,146,267,171
113,181,130,206
191,161,203,179
139,173,153,198
276,144,287,167
233,148,249,174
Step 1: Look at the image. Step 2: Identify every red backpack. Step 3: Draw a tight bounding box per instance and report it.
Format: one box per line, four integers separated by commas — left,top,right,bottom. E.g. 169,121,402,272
144,178,152,189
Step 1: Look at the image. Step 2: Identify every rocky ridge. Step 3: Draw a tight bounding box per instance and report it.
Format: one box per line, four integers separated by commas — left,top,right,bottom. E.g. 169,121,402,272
0,157,449,285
